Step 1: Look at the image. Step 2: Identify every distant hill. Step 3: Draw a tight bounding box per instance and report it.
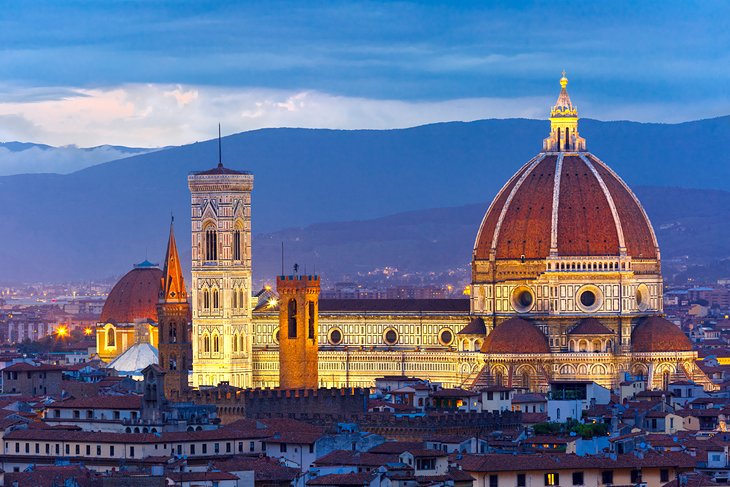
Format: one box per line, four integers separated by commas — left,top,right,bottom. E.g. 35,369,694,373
254,186,730,287
0,116,729,283
0,142,155,176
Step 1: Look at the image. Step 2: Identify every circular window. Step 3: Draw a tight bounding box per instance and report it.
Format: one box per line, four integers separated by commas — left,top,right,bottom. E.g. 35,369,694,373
273,328,280,345
580,290,596,307
636,284,650,311
575,285,603,312
511,286,535,313
384,328,398,346
328,328,343,345
438,328,453,346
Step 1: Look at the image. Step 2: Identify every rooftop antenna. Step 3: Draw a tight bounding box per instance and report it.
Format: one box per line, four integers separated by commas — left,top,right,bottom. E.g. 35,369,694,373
217,123,223,168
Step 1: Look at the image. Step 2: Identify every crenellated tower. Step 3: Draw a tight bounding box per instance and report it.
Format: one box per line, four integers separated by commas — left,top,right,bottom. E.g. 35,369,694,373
156,219,192,397
277,274,320,389
188,160,253,388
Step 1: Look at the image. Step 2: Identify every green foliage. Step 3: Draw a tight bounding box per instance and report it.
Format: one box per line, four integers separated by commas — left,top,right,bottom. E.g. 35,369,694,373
532,420,608,438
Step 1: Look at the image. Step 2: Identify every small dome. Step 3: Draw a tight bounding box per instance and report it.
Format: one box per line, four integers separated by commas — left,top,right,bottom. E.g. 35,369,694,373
100,265,162,323
569,318,614,335
108,343,159,377
481,317,549,354
631,316,692,353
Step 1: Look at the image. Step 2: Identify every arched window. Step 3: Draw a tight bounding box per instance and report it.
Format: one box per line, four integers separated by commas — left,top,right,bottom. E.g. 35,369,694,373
169,354,177,371
288,299,297,338
107,328,116,347
203,289,210,309
212,289,219,309
308,301,315,339
495,372,503,386
662,370,670,390
233,229,241,261
232,289,238,309
205,226,218,261
233,333,238,352
213,334,220,353
239,334,244,351
203,334,210,353
169,323,177,343
239,289,245,309
522,372,530,391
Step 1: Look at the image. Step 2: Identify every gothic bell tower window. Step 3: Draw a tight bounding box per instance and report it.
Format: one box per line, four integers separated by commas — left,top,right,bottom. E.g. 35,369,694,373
205,226,218,261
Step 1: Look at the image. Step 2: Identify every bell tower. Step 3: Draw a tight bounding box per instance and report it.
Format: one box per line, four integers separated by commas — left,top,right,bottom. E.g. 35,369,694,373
188,157,254,389
277,274,320,389
157,219,191,397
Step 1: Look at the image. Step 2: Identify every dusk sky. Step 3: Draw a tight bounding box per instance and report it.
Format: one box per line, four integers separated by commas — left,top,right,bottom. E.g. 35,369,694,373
1,1,728,147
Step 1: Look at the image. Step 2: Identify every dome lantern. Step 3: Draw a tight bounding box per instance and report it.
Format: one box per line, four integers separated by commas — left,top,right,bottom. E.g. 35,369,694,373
543,71,586,152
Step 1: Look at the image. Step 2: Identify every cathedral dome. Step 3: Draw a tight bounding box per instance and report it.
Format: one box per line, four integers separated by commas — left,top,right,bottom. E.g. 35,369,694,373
631,316,692,353
481,317,549,354
473,152,658,261
100,262,162,323
473,74,658,264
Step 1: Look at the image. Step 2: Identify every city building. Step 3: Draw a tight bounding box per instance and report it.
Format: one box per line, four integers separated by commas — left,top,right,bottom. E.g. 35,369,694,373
96,75,714,394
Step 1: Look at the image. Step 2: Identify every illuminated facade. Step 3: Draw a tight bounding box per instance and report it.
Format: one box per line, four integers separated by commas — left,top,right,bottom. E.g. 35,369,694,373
101,75,712,393
188,162,254,388
96,262,160,362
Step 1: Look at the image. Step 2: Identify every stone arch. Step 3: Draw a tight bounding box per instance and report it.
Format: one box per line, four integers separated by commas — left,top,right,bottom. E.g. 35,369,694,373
578,364,588,375
559,364,576,375
491,364,508,386
474,339,483,352
591,363,607,375
515,364,537,391
631,362,648,379
106,327,116,347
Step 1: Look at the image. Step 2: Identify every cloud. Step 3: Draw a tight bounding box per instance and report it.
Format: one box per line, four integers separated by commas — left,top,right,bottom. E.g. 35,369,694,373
0,82,728,163
0,145,154,176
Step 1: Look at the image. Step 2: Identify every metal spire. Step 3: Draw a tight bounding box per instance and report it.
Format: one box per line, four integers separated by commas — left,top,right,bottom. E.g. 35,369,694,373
217,123,223,168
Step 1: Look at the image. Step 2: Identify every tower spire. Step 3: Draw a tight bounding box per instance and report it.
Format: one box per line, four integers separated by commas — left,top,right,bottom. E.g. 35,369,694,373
160,217,187,303
217,123,223,168
543,71,586,152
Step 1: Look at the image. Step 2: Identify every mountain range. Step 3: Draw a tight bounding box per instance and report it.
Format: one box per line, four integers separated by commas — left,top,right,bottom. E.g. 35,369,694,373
0,116,728,284
0,142,155,176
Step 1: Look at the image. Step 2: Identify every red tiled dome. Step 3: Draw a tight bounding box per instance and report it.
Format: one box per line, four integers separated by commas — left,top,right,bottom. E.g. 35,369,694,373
631,316,692,353
481,317,549,354
474,153,658,261
100,264,162,323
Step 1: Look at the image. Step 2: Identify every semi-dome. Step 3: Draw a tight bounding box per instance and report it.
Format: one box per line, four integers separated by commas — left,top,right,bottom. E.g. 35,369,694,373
474,152,658,261
481,317,550,354
631,316,692,353
100,262,162,323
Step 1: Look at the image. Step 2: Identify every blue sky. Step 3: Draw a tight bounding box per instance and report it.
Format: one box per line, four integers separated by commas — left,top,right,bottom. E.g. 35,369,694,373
0,1,728,148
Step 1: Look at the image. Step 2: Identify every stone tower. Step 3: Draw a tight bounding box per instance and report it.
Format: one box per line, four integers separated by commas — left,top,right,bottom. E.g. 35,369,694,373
156,219,191,397
188,161,253,388
277,274,320,389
